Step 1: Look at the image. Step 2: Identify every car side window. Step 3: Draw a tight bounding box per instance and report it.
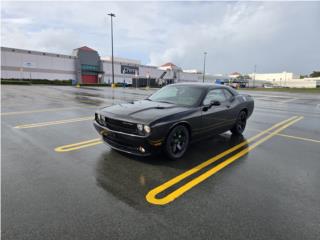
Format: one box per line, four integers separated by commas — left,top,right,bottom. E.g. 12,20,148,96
203,89,227,105
223,89,234,100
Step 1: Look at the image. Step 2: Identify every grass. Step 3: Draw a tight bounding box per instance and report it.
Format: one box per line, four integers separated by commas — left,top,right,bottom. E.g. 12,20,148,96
1,79,72,85
240,88,320,94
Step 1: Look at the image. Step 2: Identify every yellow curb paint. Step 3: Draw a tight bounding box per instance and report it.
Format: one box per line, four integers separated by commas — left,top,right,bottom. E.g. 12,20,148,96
14,117,92,129
55,138,102,152
146,116,303,205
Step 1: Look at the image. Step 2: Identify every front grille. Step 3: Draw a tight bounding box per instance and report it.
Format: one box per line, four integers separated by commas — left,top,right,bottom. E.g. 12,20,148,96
97,115,138,134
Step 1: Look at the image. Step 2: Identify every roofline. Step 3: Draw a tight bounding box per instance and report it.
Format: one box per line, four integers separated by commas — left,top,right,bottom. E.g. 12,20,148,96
1,46,76,59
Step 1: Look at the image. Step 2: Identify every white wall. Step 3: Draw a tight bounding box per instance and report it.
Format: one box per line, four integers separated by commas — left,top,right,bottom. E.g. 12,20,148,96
249,72,299,82
286,79,317,88
1,48,76,80
178,71,200,82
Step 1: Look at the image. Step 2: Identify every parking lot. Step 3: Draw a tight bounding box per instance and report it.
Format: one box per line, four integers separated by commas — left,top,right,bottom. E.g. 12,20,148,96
2,85,320,240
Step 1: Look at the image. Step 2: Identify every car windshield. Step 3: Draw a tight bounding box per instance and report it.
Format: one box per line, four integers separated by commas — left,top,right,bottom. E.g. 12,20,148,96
148,85,204,106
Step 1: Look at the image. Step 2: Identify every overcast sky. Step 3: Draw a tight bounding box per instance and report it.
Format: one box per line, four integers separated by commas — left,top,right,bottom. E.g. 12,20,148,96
2,1,319,75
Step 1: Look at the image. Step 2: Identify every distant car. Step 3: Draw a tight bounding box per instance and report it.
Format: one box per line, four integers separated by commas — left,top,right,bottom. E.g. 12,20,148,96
230,83,239,89
94,83,254,160
263,83,274,88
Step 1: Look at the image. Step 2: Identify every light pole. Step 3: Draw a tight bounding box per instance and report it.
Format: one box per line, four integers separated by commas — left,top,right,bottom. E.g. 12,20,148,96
202,52,207,83
146,72,150,89
108,13,116,87
253,64,256,88
135,70,138,89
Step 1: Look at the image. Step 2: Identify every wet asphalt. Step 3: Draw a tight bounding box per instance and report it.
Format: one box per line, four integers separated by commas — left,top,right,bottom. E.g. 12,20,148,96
2,85,320,240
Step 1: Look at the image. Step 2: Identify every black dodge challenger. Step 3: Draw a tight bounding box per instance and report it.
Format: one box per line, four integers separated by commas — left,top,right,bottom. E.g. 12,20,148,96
94,83,254,160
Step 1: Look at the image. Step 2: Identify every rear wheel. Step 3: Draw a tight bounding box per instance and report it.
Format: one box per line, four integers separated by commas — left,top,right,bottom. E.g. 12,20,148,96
231,111,247,135
164,125,189,160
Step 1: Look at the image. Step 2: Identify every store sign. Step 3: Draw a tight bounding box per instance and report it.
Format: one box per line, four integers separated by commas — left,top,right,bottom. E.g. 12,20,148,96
121,65,139,75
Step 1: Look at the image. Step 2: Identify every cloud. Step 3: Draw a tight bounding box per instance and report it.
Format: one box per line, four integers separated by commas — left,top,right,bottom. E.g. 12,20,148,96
1,1,319,74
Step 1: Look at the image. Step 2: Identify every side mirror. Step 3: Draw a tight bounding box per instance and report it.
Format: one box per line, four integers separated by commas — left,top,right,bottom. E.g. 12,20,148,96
202,100,221,111
211,100,221,106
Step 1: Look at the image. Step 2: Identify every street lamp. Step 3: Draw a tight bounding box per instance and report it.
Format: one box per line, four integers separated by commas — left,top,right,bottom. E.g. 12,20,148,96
135,70,138,89
253,64,257,88
202,52,207,83
146,72,150,89
108,13,116,87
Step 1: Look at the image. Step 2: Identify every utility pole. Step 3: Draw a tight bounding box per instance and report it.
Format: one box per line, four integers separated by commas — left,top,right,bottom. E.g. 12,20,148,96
108,13,116,87
202,52,207,83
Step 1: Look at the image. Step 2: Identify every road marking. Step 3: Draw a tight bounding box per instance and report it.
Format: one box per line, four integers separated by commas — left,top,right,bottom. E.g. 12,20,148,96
146,116,303,205
1,106,94,116
54,116,298,154
248,128,320,144
14,116,93,129
276,133,320,143
55,138,102,152
280,98,297,103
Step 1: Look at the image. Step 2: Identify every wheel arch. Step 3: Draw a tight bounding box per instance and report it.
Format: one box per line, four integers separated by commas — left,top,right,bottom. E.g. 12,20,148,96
168,121,192,139
240,108,248,117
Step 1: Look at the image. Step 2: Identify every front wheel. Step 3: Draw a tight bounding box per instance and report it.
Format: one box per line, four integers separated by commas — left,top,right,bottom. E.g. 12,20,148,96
231,111,247,135
164,125,190,160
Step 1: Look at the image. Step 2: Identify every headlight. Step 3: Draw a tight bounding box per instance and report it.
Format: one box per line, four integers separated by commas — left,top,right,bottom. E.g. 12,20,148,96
137,124,151,134
99,114,105,125
144,125,151,133
137,124,143,131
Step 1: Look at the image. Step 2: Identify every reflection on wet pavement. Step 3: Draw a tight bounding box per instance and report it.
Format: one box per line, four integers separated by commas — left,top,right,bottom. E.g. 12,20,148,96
95,133,247,207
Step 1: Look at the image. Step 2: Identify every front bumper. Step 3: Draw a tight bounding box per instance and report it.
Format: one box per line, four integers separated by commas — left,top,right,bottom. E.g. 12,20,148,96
93,121,163,156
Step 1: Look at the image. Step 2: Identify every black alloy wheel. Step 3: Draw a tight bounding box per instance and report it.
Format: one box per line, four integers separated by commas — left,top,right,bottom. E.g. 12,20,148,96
165,125,190,160
231,110,247,135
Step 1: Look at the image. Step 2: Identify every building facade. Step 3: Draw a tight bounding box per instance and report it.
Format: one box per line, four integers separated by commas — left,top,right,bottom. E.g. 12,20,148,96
248,72,299,83
1,46,201,85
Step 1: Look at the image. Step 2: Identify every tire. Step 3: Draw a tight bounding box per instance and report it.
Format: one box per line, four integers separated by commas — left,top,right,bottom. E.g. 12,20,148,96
231,110,247,135
164,125,190,160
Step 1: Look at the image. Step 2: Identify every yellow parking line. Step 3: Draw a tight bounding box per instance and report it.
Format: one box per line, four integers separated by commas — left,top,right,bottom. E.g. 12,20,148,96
54,116,298,154
1,107,83,116
55,138,102,152
14,116,92,129
146,116,303,205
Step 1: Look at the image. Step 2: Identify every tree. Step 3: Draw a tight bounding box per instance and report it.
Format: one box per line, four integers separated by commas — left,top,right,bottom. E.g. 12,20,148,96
310,71,320,78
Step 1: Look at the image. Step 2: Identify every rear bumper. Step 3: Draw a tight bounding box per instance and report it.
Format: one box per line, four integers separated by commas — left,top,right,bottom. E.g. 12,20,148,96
93,121,162,156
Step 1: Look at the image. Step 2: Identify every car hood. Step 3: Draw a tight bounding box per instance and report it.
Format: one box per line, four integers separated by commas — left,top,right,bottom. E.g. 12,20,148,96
100,100,190,124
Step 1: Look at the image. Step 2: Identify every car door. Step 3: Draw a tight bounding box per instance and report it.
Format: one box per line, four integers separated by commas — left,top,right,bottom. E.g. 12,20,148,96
222,88,239,127
200,88,231,135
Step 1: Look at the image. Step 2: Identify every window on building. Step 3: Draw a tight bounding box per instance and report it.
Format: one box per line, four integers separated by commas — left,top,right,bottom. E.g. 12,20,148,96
81,64,99,71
